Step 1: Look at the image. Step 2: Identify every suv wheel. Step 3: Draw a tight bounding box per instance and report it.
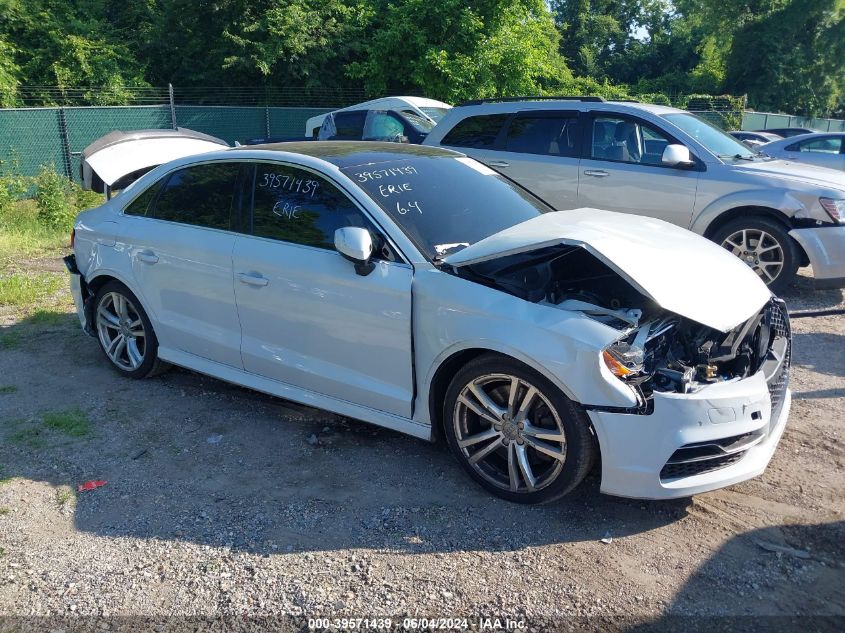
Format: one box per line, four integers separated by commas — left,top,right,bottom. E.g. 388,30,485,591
443,354,596,504
712,216,799,294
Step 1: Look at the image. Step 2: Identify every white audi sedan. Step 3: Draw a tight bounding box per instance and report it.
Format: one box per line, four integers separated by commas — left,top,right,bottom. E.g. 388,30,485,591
65,142,791,503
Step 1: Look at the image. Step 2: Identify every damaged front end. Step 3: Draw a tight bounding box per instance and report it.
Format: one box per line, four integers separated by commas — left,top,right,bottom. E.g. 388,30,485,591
452,244,791,413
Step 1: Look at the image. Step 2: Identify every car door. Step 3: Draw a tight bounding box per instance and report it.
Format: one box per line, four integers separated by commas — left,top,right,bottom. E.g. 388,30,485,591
577,113,700,227
782,136,845,171
232,162,415,418
488,110,582,209
122,161,247,368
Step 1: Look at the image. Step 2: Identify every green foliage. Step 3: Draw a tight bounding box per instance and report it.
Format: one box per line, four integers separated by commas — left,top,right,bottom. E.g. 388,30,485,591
34,165,75,230
348,0,569,102
0,157,30,217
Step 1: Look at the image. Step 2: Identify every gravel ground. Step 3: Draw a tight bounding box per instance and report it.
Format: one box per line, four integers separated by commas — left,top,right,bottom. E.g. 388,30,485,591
0,264,843,630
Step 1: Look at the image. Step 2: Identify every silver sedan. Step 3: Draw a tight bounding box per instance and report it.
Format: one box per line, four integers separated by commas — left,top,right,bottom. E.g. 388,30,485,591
761,133,845,172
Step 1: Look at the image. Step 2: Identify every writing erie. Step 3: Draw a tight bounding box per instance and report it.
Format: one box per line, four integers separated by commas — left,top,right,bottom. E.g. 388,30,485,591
378,182,413,198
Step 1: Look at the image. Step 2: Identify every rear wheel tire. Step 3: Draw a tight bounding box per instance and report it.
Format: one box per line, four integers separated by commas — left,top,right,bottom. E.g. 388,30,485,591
712,216,799,294
443,354,596,504
93,281,167,379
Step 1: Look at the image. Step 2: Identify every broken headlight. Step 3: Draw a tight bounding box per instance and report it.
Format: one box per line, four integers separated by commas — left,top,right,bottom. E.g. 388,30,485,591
602,341,645,378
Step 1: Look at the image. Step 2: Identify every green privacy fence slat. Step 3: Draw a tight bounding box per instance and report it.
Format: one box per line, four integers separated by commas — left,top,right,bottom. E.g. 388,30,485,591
741,111,845,132
174,106,266,144
269,107,332,138
0,105,337,184
0,108,66,180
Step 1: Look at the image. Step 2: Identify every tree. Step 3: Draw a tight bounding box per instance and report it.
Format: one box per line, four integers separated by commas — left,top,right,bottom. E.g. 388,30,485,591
347,0,569,102
722,0,845,116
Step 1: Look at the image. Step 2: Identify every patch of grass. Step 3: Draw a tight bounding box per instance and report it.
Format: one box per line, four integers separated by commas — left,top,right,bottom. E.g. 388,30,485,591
0,329,22,349
0,547,6,558
42,408,91,438
0,385,17,394
0,507,9,515
0,199,68,262
7,424,45,448
0,272,64,308
55,487,74,507
27,309,69,326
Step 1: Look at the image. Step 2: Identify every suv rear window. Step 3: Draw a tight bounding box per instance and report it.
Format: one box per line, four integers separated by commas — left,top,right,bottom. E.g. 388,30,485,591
441,114,509,149
505,115,580,157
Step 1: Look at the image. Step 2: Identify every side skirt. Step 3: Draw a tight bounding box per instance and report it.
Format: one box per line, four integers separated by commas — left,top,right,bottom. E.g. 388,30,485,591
157,347,434,441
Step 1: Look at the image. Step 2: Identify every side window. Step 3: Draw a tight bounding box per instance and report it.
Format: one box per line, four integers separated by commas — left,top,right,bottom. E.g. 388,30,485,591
332,111,367,139
251,164,374,251
149,163,240,229
591,116,671,166
124,181,161,217
362,111,406,141
505,115,580,157
797,137,842,154
440,114,509,149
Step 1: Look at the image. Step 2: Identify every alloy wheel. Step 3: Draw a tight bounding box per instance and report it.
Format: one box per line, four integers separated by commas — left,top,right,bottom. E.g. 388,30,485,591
452,373,567,493
96,292,147,371
721,228,784,284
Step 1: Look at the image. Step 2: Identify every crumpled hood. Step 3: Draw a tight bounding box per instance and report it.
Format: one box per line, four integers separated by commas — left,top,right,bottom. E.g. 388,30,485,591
733,158,845,192
443,209,772,332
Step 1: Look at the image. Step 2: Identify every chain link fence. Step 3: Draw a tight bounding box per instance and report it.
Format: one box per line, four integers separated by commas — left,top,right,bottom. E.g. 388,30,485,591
2,86,844,185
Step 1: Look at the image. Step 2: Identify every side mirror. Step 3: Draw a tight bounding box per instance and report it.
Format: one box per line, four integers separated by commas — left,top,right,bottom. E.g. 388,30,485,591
334,227,375,276
662,144,696,168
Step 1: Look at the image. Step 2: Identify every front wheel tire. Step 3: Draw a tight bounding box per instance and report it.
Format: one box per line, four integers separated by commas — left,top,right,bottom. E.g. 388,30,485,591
712,216,800,294
443,354,596,504
94,281,166,379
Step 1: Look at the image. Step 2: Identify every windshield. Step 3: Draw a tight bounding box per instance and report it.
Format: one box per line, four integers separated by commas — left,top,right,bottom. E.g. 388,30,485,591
419,107,450,122
400,111,436,133
663,113,756,160
342,155,550,260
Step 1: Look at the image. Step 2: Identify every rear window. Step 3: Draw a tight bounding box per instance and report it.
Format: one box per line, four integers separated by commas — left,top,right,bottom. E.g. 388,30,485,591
149,163,240,230
505,115,580,157
123,181,161,217
441,114,509,149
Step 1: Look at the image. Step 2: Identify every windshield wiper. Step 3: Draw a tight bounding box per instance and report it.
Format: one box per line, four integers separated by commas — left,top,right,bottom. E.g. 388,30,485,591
719,153,755,161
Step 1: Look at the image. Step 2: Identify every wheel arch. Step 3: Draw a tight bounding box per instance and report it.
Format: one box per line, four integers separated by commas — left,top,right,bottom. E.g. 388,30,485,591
702,206,809,266
83,270,154,328
425,346,588,443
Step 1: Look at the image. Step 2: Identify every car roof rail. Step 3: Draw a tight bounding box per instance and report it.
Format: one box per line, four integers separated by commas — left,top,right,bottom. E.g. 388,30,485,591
457,95,606,106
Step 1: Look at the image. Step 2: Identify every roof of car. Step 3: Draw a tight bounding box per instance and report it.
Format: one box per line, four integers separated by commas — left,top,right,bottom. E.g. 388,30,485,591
233,140,462,168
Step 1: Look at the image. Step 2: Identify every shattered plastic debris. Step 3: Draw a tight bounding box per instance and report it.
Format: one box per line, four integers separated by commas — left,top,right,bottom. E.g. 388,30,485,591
600,532,613,544
307,434,320,446
206,434,223,444
77,480,107,492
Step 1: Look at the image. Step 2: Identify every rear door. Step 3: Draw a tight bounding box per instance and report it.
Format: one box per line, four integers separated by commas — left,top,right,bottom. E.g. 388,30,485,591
232,162,415,417
491,110,582,209
122,161,247,367
576,113,700,227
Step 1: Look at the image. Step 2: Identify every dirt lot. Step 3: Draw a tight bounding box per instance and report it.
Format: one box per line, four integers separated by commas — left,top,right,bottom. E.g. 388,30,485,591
0,255,843,629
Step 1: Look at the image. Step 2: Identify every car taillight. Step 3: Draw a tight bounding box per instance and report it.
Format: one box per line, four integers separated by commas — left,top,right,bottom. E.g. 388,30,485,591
819,198,845,223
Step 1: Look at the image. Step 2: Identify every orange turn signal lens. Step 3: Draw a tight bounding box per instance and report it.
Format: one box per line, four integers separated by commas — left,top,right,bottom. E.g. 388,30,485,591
603,349,635,378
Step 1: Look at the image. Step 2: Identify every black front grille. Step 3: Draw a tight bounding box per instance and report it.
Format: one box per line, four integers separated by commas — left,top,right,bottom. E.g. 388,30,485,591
660,451,746,480
765,300,791,425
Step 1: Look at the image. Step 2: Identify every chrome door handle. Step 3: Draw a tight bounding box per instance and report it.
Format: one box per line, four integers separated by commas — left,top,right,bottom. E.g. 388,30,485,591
238,272,269,287
137,251,159,264
583,169,609,178
488,160,510,168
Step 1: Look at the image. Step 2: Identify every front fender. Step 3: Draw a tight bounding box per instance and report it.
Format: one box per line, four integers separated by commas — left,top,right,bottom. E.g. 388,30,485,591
691,189,805,235
412,270,639,427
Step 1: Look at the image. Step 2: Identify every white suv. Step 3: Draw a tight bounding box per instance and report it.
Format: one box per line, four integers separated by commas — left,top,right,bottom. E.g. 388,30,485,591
423,97,845,293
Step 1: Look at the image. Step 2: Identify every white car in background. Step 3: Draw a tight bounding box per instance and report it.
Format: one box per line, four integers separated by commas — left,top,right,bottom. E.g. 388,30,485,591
65,142,790,503
304,96,451,138
760,133,845,172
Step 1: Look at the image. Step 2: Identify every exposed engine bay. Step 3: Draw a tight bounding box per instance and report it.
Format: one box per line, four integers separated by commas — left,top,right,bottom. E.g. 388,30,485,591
453,245,790,403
